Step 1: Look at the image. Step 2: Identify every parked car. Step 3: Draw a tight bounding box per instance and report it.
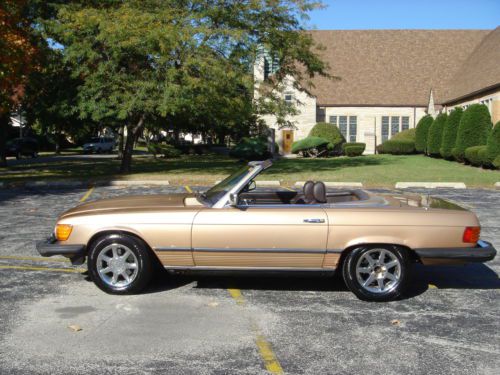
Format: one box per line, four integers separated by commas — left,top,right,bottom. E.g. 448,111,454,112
36,160,496,301
82,137,115,153
5,137,39,159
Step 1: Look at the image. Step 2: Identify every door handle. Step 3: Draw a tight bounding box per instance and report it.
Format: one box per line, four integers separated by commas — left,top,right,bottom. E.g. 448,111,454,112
303,218,325,223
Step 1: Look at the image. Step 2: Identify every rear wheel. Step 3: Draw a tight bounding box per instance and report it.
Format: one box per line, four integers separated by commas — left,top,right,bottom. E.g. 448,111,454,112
88,233,153,294
342,245,410,302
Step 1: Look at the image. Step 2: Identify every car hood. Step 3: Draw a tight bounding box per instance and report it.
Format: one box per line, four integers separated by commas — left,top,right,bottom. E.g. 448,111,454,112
59,193,195,219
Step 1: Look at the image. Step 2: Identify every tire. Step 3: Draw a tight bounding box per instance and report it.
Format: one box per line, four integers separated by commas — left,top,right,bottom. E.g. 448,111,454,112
87,233,153,294
342,245,410,302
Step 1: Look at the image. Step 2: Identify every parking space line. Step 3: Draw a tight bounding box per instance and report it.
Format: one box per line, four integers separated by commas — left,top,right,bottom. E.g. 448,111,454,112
0,264,86,273
227,288,284,374
184,185,193,193
80,186,95,202
0,255,69,263
428,284,437,289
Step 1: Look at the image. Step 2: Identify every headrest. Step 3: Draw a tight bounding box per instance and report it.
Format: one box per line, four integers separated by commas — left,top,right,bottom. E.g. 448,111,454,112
313,181,327,203
303,180,315,203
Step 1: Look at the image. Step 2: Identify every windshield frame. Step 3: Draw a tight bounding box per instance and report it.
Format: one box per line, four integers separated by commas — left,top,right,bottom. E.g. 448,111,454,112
199,160,272,208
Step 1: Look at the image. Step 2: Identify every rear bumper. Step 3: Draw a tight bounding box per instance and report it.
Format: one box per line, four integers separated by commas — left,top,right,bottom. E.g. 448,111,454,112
415,240,497,263
36,235,86,262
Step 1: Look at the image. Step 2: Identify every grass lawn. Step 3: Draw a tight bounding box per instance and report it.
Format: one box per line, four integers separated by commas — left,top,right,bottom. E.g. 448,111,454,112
0,154,499,187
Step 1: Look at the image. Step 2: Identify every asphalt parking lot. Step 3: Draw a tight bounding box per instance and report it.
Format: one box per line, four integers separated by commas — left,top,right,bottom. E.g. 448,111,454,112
0,185,499,374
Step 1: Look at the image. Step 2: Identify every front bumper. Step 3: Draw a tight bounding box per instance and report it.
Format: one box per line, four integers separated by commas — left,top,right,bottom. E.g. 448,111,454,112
36,234,86,264
415,240,497,263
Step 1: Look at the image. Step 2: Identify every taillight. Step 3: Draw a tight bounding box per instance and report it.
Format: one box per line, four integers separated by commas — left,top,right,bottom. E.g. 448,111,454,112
463,226,480,243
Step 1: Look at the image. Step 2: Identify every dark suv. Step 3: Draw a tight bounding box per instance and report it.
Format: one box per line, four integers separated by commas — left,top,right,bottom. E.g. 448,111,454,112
5,138,39,159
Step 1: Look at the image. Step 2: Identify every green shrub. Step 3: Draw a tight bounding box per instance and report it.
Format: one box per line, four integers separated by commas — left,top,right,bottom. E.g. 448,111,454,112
484,121,500,166
454,104,491,162
291,136,329,156
440,107,463,159
493,155,500,169
464,145,487,166
426,113,447,156
343,144,365,157
341,142,365,152
148,143,181,158
392,128,416,141
377,139,415,155
229,137,270,160
415,115,434,153
309,122,345,154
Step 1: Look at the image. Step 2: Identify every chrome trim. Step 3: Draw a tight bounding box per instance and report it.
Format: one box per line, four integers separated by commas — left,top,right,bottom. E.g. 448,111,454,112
326,249,343,254
154,247,192,252
164,266,336,272
303,218,325,223
193,247,326,254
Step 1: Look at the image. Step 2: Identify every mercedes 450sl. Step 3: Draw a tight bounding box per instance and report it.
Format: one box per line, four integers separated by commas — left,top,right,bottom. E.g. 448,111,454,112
36,160,496,301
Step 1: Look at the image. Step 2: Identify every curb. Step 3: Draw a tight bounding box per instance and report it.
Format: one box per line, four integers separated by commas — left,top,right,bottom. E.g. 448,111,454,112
395,182,466,189
25,181,86,188
104,180,170,186
295,181,363,188
495,182,500,188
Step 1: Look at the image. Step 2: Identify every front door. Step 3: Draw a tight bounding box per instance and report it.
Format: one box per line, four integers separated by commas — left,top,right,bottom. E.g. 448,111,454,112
282,130,294,154
192,206,328,268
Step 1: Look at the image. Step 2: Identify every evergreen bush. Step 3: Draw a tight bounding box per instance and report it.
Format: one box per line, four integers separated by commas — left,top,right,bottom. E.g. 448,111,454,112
440,107,463,159
426,113,447,156
309,122,345,154
453,104,491,162
415,115,433,153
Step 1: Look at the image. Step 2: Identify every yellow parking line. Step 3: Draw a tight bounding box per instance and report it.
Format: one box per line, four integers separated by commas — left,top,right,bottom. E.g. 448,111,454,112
283,187,295,192
0,255,69,263
80,186,95,202
0,265,85,273
184,185,193,193
228,289,284,374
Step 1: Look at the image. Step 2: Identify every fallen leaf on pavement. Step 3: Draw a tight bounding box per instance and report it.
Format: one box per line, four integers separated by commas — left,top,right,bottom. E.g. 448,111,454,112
68,324,82,332
390,319,400,326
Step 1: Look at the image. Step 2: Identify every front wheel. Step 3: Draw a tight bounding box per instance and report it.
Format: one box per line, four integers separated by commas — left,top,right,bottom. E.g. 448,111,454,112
342,245,410,302
87,233,153,294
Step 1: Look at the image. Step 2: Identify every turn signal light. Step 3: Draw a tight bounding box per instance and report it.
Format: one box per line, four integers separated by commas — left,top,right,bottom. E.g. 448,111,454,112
55,224,73,241
463,226,480,243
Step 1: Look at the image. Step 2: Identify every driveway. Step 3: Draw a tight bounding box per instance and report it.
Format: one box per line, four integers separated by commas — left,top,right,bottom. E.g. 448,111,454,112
0,186,498,374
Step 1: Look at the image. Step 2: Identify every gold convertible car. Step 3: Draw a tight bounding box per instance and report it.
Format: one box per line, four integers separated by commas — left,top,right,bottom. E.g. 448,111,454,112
37,160,496,301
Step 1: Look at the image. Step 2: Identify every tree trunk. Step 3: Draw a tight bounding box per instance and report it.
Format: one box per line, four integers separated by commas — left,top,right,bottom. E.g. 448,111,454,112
0,111,10,167
117,125,125,159
120,116,145,174
55,126,61,155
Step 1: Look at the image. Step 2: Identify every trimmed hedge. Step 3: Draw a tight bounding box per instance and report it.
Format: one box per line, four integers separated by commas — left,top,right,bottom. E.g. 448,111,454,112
147,143,182,158
230,137,270,160
415,115,433,153
291,136,329,155
377,139,415,155
484,121,500,166
343,142,366,157
309,122,345,154
427,113,447,156
453,104,491,162
341,142,365,152
344,145,365,157
440,107,463,159
464,145,487,166
392,128,416,141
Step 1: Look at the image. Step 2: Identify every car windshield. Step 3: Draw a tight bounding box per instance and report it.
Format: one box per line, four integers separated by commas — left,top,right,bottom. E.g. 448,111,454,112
89,137,100,143
202,165,253,205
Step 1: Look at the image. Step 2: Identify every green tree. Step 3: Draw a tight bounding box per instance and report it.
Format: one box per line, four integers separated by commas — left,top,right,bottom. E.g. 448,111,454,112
484,121,500,166
453,104,491,162
415,115,433,153
440,107,463,159
46,0,328,172
426,113,447,156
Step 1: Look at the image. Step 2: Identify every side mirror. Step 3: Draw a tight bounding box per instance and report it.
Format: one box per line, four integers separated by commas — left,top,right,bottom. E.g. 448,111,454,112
228,192,238,206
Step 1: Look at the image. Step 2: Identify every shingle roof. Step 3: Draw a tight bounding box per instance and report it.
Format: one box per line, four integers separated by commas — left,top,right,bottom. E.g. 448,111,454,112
444,27,500,103
306,29,492,106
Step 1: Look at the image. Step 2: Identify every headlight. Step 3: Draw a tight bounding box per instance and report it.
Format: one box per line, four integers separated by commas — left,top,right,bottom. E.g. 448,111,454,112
55,224,73,241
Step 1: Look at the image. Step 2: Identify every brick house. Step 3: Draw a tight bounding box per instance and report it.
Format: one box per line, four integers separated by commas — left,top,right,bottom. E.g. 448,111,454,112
255,27,500,154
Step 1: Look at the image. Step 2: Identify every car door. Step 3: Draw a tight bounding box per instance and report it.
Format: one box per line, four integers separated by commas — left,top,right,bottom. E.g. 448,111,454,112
191,205,328,268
